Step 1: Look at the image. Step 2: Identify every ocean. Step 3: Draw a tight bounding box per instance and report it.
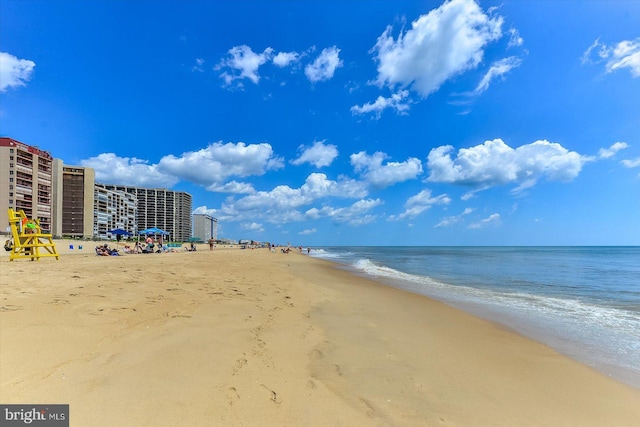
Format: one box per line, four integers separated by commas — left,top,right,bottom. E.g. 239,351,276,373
310,246,640,389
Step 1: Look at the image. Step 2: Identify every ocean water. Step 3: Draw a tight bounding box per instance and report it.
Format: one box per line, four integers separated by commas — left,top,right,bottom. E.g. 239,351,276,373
310,246,640,389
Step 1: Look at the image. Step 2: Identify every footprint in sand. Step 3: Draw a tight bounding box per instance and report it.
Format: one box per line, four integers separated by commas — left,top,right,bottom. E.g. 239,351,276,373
227,387,240,406
1,305,24,312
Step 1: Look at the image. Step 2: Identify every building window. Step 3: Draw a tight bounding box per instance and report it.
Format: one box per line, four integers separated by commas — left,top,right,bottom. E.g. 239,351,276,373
9,178,13,182
9,170,13,175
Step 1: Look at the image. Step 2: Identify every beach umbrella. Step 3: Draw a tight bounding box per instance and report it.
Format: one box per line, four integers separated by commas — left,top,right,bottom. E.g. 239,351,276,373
108,229,132,250
108,229,132,236
139,227,169,235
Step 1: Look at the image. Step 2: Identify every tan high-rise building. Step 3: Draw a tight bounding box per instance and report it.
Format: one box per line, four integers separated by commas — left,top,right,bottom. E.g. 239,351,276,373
0,137,54,233
51,161,96,238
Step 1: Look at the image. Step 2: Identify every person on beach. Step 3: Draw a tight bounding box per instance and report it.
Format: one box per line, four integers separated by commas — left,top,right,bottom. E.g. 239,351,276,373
209,239,214,251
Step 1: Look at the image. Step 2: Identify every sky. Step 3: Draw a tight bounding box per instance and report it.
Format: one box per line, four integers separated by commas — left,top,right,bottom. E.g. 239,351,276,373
1,0,639,246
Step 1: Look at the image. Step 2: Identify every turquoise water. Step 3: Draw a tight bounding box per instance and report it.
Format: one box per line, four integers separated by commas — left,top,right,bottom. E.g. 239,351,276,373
311,246,640,389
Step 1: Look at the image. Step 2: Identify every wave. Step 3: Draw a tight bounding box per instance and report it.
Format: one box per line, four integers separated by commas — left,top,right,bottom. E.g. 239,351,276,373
347,257,640,372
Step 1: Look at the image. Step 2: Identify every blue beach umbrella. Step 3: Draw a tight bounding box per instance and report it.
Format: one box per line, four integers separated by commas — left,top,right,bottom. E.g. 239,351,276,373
139,227,169,235
108,229,132,236
108,229,132,244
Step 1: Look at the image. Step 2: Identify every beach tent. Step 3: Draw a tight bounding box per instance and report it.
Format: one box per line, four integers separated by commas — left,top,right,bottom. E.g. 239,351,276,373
138,227,171,247
139,227,169,236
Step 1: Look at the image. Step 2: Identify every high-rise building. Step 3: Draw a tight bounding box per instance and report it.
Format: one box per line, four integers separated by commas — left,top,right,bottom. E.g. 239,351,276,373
94,184,137,237
0,137,54,233
100,185,192,241
193,213,218,241
52,161,96,238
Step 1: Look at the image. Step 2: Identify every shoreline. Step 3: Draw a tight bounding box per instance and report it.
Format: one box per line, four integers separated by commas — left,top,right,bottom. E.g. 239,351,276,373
309,246,640,391
2,246,640,425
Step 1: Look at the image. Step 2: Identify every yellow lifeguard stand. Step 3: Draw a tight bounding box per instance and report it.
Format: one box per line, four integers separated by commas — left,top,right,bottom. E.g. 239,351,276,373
6,208,59,261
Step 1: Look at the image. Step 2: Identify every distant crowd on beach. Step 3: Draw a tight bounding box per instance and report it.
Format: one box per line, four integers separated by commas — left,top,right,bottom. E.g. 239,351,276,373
95,235,198,256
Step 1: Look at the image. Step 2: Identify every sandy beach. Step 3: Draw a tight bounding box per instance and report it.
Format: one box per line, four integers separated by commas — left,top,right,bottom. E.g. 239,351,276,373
1,242,639,426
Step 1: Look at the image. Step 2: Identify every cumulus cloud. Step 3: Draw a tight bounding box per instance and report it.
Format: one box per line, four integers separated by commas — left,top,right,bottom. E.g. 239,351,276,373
0,52,36,91
469,213,501,229
217,45,274,86
290,140,339,168
371,0,503,97
351,90,411,118
435,207,474,227
305,199,382,226
351,151,423,188
241,222,264,232
305,46,343,82
473,56,522,95
388,189,451,221
273,51,300,67
81,153,178,188
206,181,255,194
582,38,640,77
218,173,369,224
598,142,628,159
158,141,284,190
427,139,590,194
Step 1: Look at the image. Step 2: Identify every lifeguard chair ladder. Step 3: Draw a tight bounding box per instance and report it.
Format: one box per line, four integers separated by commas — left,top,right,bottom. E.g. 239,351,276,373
6,208,59,261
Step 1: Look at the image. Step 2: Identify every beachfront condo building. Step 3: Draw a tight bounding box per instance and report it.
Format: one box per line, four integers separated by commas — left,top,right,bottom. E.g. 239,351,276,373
94,184,137,237
0,137,54,234
100,185,192,242
52,161,96,238
193,213,218,242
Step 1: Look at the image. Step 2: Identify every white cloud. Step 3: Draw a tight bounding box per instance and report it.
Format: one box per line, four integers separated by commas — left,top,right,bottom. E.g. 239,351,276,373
299,228,317,235
192,58,205,73
206,181,255,194
582,38,640,77
158,141,284,189
473,56,522,95
241,222,264,232
305,199,382,226
273,51,300,67
427,139,590,193
621,157,640,168
435,207,474,227
219,173,369,225
0,52,36,91
351,90,411,118
305,46,343,82
469,213,501,229
598,142,628,159
351,151,423,188
290,140,339,168
388,189,451,221
217,45,274,86
371,0,503,97
507,28,524,48
81,153,178,188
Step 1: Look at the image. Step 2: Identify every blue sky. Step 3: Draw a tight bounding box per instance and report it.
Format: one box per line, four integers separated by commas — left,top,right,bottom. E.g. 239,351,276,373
1,0,639,246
